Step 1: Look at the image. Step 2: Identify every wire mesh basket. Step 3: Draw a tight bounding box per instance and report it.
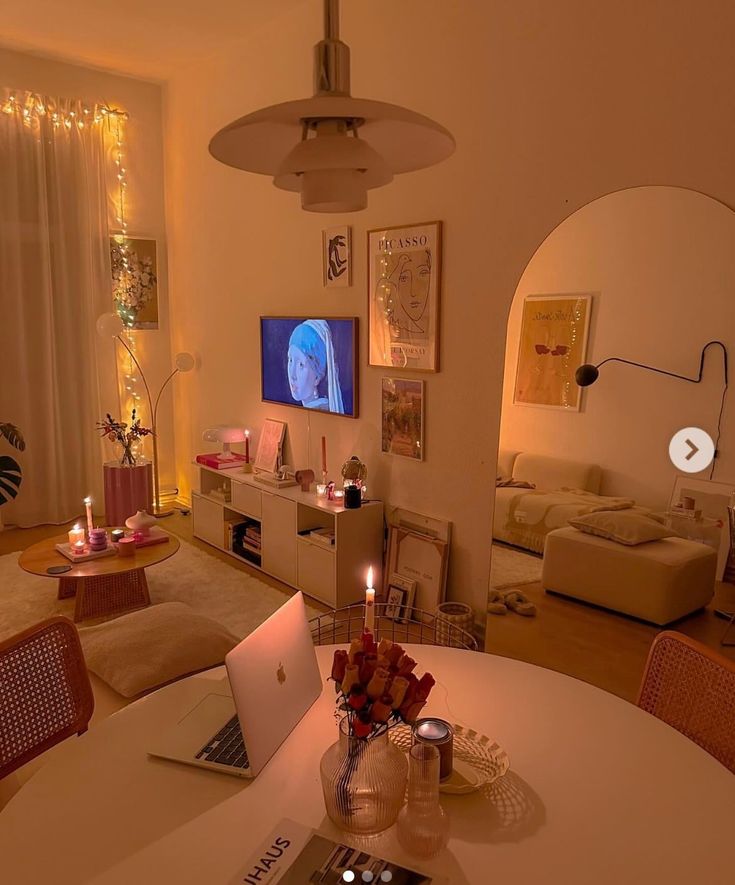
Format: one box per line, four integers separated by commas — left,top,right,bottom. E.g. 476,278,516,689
309,603,478,651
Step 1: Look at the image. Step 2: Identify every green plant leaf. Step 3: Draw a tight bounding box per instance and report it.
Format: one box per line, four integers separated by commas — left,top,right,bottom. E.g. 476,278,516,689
0,423,25,452
0,455,22,504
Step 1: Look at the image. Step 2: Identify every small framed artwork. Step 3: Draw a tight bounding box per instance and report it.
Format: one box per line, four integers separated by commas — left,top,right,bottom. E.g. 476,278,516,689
386,526,448,622
110,236,159,330
513,293,593,410
368,221,442,372
381,377,424,460
669,476,735,579
322,226,351,288
384,573,417,622
254,419,287,474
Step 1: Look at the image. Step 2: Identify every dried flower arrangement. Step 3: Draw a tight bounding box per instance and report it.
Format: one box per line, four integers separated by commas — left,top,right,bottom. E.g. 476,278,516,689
96,409,152,467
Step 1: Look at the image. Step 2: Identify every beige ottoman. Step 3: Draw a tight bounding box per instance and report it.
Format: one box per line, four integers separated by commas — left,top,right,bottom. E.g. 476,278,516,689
542,527,717,625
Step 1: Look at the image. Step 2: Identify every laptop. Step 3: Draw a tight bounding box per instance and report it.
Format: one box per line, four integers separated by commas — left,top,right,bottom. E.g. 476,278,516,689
147,592,322,778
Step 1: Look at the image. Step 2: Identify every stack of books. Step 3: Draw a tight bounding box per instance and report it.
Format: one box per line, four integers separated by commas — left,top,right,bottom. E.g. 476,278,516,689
244,524,262,550
309,527,335,547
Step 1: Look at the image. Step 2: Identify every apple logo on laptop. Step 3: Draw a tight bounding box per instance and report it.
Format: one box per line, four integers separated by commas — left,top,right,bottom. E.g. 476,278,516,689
276,662,286,685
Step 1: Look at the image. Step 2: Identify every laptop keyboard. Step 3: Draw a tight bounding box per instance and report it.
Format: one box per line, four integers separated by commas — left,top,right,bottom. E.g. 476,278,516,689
195,715,250,769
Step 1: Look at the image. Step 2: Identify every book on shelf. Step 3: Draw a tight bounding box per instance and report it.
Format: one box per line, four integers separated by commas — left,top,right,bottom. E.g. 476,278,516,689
308,527,335,547
196,452,249,470
227,818,444,885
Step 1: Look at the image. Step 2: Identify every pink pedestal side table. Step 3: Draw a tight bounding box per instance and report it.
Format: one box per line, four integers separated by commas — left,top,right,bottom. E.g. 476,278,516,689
103,461,153,526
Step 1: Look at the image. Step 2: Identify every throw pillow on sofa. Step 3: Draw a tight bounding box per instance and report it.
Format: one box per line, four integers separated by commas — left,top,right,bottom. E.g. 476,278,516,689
568,511,678,546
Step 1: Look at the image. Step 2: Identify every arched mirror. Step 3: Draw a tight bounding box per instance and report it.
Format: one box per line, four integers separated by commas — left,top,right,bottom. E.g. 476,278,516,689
486,186,735,696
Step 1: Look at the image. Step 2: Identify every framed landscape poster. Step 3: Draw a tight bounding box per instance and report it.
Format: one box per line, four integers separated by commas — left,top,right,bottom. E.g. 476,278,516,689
513,294,592,410
368,221,442,372
381,377,424,460
322,226,351,287
110,236,159,330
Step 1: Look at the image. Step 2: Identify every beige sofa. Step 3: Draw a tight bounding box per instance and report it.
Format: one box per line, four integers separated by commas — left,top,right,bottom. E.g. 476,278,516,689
494,451,604,552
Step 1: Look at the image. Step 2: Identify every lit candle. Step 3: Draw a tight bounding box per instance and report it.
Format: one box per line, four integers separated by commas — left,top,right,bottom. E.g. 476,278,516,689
321,435,327,482
68,523,85,546
316,483,327,497
333,489,345,500
365,567,375,633
245,429,250,464
83,496,93,537
73,540,86,556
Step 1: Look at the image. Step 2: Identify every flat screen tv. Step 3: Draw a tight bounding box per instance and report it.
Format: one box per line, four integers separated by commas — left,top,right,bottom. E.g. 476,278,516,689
260,317,358,418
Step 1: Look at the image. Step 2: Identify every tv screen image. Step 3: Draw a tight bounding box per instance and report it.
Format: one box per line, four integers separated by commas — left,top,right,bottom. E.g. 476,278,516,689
260,317,358,418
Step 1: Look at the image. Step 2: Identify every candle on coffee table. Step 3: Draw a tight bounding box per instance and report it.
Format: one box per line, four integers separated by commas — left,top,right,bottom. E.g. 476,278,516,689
413,718,454,780
68,524,85,547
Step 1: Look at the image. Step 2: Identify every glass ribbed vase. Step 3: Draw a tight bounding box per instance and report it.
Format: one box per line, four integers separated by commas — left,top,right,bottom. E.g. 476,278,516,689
320,716,408,835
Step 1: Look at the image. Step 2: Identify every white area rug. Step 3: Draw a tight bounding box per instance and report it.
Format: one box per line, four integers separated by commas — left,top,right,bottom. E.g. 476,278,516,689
490,544,543,590
0,539,318,644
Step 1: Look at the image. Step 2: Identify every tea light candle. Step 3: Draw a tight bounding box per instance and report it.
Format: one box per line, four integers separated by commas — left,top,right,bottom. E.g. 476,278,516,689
365,567,375,633
413,717,454,780
83,496,93,536
68,524,85,546
333,489,344,500
72,540,86,556
316,483,327,497
111,529,125,544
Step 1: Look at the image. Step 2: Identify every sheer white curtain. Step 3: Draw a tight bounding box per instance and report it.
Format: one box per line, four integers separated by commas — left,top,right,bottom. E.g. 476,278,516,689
0,93,118,526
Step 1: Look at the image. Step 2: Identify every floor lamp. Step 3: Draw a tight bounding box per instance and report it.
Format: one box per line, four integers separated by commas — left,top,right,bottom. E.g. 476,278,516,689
97,312,195,518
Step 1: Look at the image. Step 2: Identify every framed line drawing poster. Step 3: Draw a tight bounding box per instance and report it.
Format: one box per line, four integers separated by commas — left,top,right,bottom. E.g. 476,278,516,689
322,226,351,287
513,293,592,410
368,221,442,372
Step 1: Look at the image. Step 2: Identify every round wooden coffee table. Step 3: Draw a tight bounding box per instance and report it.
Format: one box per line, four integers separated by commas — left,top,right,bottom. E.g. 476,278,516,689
19,531,180,622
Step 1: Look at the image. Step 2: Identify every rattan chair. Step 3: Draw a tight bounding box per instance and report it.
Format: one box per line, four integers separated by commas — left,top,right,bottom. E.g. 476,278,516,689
309,603,478,651
637,630,735,774
0,616,94,781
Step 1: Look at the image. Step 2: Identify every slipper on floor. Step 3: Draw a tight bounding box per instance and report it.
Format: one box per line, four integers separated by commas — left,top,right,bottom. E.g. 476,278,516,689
502,589,537,617
487,590,507,615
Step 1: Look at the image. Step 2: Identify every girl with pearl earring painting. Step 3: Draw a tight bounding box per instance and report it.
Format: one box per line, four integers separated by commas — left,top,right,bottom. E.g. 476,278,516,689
287,320,345,414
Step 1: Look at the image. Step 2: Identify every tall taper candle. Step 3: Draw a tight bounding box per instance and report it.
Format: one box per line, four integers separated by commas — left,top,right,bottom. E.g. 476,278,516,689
83,496,93,537
321,436,327,476
365,566,375,633
245,429,250,463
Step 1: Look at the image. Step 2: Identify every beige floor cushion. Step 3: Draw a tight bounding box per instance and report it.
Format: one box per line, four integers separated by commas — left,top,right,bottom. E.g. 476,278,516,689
542,527,716,625
79,602,239,698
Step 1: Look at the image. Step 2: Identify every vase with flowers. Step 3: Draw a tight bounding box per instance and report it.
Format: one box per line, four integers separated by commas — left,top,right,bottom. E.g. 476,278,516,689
320,631,436,835
97,410,152,467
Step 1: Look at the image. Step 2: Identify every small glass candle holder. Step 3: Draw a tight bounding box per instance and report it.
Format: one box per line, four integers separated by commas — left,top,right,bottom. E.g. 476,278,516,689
333,489,345,501
316,483,327,498
72,540,86,556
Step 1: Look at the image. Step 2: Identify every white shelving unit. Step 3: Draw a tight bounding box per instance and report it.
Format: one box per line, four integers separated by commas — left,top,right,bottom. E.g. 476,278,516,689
191,463,384,607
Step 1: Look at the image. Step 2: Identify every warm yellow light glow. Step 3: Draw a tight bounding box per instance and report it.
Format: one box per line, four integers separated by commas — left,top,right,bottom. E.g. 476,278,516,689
367,566,374,590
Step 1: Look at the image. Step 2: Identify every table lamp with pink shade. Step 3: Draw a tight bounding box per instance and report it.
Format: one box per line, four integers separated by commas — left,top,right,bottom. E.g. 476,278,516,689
96,312,196,517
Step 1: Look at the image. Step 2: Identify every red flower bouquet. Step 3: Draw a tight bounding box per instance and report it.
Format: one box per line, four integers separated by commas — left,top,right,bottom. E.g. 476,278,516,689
330,631,436,740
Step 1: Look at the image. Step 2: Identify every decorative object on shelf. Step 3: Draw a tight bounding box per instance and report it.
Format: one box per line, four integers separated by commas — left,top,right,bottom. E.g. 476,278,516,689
343,485,361,509
413,717,454,781
316,483,328,498
397,743,450,858
125,510,156,537
322,225,351,287
320,632,436,834
254,418,287,475
513,293,592,410
385,573,417,623
199,426,250,469
381,377,424,459
326,481,336,501
96,311,195,516
435,602,475,648
243,429,252,473
668,477,735,579
577,339,729,479
390,722,509,795
369,222,442,372
295,469,315,492
208,0,454,213
208,482,232,503
261,317,358,417
110,236,158,330
0,421,24,507
97,410,152,468
341,454,367,500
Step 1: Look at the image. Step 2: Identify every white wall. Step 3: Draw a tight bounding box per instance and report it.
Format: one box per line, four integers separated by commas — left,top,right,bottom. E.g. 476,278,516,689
163,0,735,619
500,187,735,507
0,47,176,489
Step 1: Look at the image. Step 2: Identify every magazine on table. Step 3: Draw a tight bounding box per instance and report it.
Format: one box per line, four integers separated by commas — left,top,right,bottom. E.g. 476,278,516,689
228,818,446,884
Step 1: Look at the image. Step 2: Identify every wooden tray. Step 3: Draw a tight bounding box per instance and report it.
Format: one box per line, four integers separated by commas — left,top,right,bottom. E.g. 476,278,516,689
55,542,117,563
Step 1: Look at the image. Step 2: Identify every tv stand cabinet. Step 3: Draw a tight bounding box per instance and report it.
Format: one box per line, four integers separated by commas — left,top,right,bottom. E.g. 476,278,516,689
191,463,384,607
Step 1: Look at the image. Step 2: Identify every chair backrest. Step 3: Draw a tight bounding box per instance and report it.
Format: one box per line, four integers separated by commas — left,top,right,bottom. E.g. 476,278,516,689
0,616,94,780
637,630,735,773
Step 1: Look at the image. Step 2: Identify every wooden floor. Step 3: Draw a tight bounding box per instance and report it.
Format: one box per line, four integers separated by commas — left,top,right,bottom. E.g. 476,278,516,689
3,519,734,705
484,559,735,702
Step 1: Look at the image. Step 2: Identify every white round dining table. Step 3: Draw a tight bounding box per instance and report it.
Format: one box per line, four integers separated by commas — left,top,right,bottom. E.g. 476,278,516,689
0,644,733,884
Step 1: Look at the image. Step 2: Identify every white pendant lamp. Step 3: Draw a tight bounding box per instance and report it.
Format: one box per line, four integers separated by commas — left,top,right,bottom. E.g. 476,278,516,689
209,0,455,212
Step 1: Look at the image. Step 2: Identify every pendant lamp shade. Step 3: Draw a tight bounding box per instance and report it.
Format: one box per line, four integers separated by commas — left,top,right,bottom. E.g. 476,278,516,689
208,1,455,212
